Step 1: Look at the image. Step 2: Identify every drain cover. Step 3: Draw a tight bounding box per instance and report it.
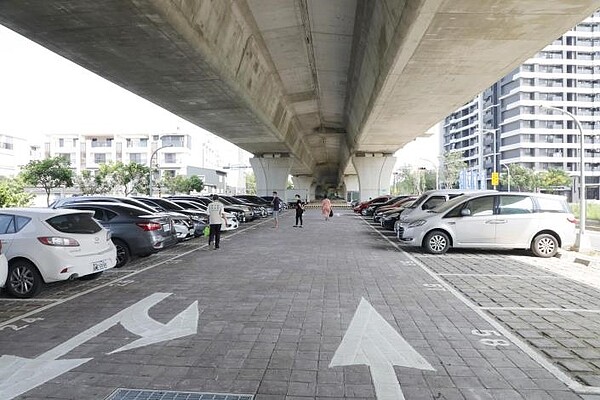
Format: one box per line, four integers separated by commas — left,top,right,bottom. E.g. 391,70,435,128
105,388,254,400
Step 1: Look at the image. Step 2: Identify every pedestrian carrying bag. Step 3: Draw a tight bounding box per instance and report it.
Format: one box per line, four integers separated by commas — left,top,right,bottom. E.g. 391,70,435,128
203,226,210,237
329,209,333,217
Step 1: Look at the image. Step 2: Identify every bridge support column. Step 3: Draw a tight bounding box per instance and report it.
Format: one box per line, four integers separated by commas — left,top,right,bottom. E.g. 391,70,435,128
352,153,396,201
250,155,292,196
292,175,314,202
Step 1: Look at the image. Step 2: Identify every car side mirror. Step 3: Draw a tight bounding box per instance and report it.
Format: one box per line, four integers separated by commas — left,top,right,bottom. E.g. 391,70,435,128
460,208,471,217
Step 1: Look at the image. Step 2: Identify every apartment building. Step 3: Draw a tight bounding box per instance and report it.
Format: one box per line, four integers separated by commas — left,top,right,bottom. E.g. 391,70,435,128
46,133,197,177
442,10,600,199
0,134,42,177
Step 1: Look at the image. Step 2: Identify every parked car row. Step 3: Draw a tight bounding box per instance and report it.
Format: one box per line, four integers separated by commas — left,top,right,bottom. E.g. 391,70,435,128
0,194,278,298
363,189,577,258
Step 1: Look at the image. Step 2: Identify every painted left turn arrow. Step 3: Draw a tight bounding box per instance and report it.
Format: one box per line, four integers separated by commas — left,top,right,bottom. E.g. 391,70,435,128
0,292,198,399
329,297,435,400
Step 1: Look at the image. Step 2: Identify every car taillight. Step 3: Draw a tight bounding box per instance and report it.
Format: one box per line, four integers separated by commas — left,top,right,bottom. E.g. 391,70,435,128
136,222,162,231
38,237,80,247
568,216,578,224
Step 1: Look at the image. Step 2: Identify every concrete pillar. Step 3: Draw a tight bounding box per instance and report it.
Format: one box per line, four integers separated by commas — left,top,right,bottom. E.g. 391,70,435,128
343,175,359,203
292,175,314,202
309,183,317,201
250,155,292,196
352,154,397,201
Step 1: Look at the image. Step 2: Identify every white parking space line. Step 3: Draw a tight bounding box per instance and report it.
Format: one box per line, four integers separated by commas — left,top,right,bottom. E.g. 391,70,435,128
481,306,600,313
0,218,272,329
361,218,600,395
438,273,559,278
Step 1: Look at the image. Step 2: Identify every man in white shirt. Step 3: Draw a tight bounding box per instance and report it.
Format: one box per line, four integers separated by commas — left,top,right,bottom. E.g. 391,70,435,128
207,194,226,249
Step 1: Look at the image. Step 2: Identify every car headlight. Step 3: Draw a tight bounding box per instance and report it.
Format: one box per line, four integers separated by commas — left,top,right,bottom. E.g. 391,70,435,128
408,220,426,227
190,215,201,222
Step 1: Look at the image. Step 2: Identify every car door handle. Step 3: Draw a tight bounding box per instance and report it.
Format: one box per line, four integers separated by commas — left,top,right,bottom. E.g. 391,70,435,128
486,219,507,224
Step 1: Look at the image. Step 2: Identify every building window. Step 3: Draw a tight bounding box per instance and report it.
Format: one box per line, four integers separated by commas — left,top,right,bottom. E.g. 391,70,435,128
164,153,177,163
94,153,106,164
129,153,146,164
58,138,64,148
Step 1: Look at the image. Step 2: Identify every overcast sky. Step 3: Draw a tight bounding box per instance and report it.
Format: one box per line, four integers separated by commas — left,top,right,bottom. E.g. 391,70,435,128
0,24,438,172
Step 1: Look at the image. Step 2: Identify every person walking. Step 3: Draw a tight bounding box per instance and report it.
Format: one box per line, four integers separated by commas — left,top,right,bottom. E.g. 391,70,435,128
207,194,226,249
321,195,332,221
293,194,305,227
272,191,283,228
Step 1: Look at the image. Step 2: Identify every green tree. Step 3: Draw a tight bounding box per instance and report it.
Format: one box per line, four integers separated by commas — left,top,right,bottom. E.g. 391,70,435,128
539,168,572,190
0,177,33,207
76,170,110,195
504,164,540,192
188,175,204,193
440,151,466,189
245,172,256,194
98,161,150,196
20,156,74,206
163,175,204,195
396,167,421,194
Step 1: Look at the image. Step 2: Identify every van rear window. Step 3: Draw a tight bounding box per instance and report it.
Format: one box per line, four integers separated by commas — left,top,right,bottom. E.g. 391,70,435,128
536,197,569,213
47,213,102,234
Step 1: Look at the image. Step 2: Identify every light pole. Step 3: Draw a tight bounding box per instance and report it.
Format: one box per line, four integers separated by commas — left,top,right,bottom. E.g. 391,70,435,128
539,104,589,252
418,158,439,190
148,144,173,196
501,163,510,192
477,128,499,189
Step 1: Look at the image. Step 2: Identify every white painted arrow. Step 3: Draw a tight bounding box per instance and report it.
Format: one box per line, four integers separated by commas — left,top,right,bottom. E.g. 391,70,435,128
329,298,435,400
0,292,198,399
110,293,198,353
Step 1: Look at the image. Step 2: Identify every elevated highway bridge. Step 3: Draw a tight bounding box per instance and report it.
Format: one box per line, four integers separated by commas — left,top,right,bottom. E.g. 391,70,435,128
1,0,599,199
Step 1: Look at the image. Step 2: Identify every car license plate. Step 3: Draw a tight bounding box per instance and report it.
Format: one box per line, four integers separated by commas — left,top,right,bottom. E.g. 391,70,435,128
162,224,170,231
92,259,108,271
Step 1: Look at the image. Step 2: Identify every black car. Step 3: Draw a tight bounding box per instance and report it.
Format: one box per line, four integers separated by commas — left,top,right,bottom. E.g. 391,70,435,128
235,195,273,215
167,195,247,223
132,197,208,237
57,202,178,267
51,195,194,241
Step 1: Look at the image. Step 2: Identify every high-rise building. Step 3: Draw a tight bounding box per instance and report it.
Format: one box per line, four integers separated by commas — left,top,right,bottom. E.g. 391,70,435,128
441,10,600,199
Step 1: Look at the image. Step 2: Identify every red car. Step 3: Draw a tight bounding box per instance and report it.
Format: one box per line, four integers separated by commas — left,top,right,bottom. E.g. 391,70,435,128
353,195,392,214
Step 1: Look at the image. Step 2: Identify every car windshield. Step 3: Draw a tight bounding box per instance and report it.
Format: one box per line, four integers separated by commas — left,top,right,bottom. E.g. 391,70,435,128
408,194,428,209
429,195,469,213
46,213,102,234
149,198,185,211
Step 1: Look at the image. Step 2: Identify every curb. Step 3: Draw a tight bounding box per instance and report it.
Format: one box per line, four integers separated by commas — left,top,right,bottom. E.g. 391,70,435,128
556,249,600,267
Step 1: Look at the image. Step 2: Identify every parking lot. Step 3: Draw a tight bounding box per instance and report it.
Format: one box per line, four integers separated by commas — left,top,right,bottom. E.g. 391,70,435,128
2,209,600,399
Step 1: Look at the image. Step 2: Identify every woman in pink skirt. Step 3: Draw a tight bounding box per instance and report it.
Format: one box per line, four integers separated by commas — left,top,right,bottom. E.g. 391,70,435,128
321,195,332,221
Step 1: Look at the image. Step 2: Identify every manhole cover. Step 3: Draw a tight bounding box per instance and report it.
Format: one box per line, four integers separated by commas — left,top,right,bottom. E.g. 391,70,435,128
105,388,254,400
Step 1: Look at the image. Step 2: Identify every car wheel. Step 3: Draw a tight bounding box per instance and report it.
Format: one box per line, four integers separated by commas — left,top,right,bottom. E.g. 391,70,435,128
113,239,131,268
6,260,43,298
79,271,103,280
423,231,450,254
531,233,558,258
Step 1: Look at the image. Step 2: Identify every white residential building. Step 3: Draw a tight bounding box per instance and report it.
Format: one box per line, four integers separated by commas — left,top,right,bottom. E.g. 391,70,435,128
441,10,600,199
0,134,41,177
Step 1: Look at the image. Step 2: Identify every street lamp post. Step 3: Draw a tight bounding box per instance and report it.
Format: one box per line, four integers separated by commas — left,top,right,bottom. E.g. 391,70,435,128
148,144,173,196
539,104,590,252
419,158,439,190
501,163,510,192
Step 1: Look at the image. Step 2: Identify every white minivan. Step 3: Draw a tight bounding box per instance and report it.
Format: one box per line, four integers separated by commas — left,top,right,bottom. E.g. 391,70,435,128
398,192,577,257
395,189,494,239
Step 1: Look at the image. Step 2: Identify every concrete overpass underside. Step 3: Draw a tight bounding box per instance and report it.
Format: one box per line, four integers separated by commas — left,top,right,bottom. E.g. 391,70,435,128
1,0,599,198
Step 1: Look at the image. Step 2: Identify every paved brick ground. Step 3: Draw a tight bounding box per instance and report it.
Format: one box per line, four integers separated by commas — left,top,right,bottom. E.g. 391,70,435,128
2,210,600,399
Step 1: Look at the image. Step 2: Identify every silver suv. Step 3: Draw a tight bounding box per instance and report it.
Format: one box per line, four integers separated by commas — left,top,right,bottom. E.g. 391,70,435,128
397,192,577,257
